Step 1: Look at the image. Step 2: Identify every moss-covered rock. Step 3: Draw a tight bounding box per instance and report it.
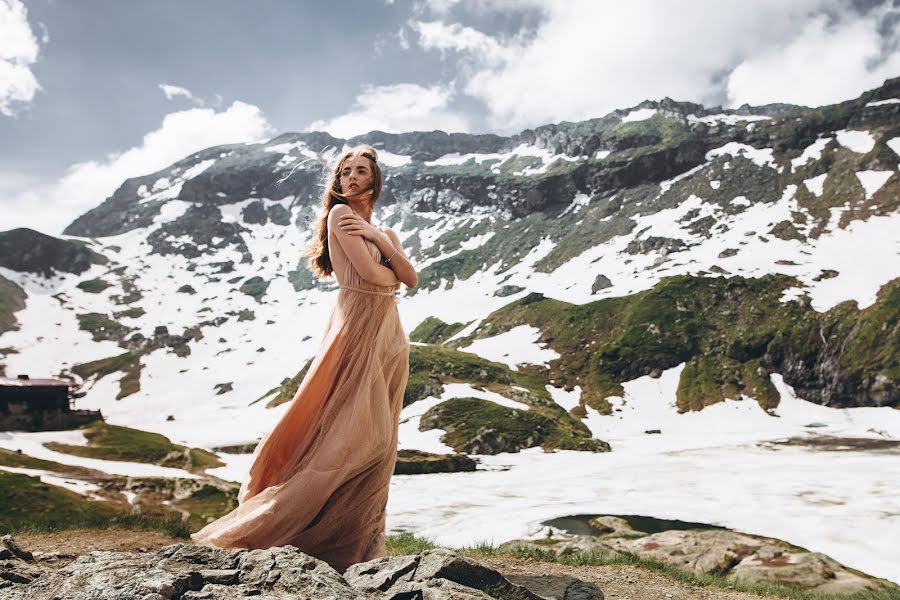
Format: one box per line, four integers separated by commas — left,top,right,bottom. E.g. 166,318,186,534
460,274,898,414
76,278,112,293
394,449,478,474
239,276,269,301
406,344,546,406
264,360,312,408
0,273,26,336
419,397,610,455
287,261,318,292
72,352,142,400
410,316,468,344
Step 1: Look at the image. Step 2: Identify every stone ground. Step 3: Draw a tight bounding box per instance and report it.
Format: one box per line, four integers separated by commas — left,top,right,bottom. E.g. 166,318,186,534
11,529,776,600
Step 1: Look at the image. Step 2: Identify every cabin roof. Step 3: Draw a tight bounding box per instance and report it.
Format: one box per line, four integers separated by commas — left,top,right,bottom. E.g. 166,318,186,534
0,376,74,387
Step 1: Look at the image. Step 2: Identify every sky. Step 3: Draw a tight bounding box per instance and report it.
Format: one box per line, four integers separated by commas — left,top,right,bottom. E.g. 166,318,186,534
1,0,898,236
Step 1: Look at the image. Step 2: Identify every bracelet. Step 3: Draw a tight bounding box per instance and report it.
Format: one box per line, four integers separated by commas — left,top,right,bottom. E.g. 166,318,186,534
384,248,398,264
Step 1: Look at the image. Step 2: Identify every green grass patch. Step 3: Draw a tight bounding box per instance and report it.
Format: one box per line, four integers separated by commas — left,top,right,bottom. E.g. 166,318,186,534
76,312,132,343
174,484,238,531
463,273,899,414
72,351,142,399
43,421,224,473
0,273,26,336
0,471,191,539
386,530,439,555
0,447,96,477
410,316,468,344
113,306,146,319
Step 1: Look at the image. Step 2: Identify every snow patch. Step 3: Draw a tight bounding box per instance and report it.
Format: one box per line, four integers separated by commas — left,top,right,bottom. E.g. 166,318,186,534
707,142,778,170
804,173,827,197
688,113,771,125
621,108,657,122
791,137,833,169
835,130,875,154
855,170,893,199
181,159,216,180
865,98,900,107
378,151,412,168
458,325,560,371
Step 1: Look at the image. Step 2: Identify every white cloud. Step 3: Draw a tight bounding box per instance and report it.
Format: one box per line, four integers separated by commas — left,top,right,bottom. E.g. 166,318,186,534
306,82,470,138
411,0,898,131
727,9,900,107
418,0,462,15
0,0,42,116
412,20,514,63
2,101,274,236
159,83,205,106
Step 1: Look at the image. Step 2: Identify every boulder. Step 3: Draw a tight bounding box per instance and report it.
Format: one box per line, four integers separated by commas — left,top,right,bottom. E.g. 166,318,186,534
394,449,478,474
345,547,545,599
604,529,899,593
0,534,46,590
586,515,647,538
607,529,760,575
730,545,890,594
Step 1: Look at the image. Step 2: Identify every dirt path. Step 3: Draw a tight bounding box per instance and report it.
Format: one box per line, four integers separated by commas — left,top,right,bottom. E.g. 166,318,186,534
12,529,772,600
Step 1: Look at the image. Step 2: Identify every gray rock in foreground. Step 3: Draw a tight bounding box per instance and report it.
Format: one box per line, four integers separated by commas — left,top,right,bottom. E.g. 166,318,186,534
345,547,563,599
0,536,601,600
500,523,900,595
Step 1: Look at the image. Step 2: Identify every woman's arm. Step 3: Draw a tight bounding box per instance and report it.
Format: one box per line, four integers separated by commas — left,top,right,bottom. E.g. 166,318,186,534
379,227,418,288
327,205,400,287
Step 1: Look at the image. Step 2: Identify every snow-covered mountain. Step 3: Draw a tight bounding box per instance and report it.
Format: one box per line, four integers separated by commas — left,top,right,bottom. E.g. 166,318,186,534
2,76,900,586
3,76,897,442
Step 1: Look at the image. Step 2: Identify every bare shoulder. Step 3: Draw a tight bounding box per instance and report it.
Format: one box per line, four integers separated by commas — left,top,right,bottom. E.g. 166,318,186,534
327,204,351,227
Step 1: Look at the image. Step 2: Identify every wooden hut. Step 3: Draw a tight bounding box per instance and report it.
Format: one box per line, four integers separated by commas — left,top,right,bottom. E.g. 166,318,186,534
0,374,103,431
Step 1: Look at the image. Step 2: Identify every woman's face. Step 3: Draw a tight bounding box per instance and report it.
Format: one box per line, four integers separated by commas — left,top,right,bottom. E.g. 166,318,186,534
339,155,374,199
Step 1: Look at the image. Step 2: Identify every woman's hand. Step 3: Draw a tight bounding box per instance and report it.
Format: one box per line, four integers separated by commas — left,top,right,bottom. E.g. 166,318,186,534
338,212,389,245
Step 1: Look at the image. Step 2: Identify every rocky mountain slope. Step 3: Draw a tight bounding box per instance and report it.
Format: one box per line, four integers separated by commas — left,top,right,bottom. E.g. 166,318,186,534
1,77,898,459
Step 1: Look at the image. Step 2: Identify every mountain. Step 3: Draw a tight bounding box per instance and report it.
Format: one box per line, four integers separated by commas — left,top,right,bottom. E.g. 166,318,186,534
1,77,898,458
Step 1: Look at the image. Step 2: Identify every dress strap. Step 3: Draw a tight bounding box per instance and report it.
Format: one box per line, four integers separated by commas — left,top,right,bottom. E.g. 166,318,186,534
340,283,397,297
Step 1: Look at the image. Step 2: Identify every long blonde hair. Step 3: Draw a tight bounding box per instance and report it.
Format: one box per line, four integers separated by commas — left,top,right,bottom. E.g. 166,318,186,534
303,145,384,278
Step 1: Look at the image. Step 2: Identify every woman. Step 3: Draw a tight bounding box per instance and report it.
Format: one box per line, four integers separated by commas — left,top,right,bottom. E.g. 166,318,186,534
190,145,417,572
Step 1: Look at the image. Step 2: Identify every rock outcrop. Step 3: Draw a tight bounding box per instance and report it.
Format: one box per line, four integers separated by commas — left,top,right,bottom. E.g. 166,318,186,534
0,535,602,600
499,519,899,595
0,228,107,277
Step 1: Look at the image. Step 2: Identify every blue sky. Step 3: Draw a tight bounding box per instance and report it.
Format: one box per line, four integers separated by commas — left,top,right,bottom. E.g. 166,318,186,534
1,0,898,235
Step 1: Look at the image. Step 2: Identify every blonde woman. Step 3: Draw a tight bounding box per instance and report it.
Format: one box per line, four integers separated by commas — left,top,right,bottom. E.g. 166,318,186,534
191,145,417,572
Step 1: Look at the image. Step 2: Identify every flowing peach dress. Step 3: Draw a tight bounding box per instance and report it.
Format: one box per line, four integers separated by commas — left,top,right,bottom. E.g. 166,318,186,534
190,215,410,573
